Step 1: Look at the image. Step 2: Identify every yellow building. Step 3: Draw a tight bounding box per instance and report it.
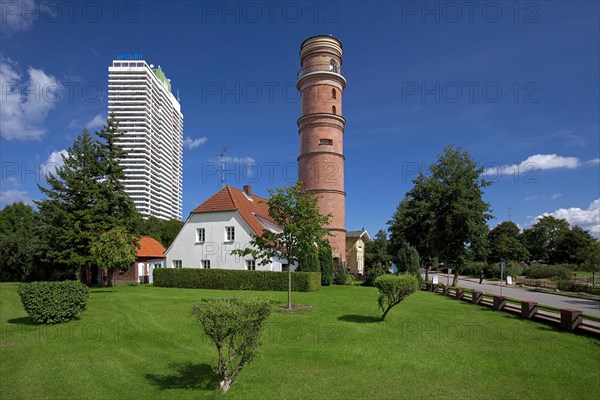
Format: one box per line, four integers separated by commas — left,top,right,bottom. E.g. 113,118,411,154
345,230,370,275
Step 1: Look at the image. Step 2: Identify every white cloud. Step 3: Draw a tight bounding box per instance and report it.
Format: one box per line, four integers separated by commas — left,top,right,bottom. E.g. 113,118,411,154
534,199,600,234
485,154,581,177
41,150,68,178
183,136,208,149
222,156,255,164
0,57,60,140
586,158,600,166
0,0,37,36
85,114,105,130
525,193,562,201
0,190,32,207
3,176,19,186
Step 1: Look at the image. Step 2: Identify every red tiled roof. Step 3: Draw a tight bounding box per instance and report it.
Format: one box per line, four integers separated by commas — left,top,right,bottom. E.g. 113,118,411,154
191,186,276,236
137,236,166,258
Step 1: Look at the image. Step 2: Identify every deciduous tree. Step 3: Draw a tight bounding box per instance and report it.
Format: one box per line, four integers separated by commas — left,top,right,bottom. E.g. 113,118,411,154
192,298,272,393
90,227,138,292
231,181,330,309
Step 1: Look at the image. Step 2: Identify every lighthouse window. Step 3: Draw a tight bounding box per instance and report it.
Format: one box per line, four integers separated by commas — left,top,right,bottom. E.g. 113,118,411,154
332,105,336,115
330,59,339,73
320,139,333,145
332,88,337,99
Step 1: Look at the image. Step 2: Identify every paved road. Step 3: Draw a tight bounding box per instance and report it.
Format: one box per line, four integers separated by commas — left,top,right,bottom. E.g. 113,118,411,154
428,273,600,318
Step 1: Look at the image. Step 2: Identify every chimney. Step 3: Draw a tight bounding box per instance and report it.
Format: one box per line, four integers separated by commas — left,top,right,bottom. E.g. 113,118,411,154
243,185,252,196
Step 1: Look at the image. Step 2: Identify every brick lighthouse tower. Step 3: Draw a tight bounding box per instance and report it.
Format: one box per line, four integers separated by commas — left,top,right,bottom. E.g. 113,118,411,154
296,35,347,264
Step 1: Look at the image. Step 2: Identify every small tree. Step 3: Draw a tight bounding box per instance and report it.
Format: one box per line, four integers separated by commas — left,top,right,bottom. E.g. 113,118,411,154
231,181,330,309
319,242,334,286
333,257,348,285
192,298,272,393
396,240,420,277
90,227,138,292
363,262,387,287
374,274,419,320
297,240,320,272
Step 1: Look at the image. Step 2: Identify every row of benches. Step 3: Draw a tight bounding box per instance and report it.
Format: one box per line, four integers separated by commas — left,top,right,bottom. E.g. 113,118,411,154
423,282,598,338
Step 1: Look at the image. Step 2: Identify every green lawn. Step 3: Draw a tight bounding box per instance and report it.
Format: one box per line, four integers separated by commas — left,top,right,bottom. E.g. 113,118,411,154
1,284,599,399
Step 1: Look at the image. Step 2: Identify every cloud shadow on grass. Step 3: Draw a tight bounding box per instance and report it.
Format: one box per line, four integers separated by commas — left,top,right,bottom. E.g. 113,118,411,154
146,363,218,391
338,314,382,323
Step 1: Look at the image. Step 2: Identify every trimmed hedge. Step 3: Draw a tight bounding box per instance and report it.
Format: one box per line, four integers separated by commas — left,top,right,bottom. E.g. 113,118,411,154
17,280,90,324
153,268,321,292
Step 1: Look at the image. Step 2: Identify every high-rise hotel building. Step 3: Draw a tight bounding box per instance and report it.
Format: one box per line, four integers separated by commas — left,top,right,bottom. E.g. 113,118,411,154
108,55,183,220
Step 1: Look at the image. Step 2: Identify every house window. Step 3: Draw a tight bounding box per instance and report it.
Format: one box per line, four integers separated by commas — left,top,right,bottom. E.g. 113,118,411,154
196,228,205,242
320,138,333,145
225,226,235,241
201,260,211,269
173,260,182,268
246,260,256,271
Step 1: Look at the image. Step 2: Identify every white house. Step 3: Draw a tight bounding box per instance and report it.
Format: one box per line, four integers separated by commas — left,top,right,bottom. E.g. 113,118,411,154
166,185,290,271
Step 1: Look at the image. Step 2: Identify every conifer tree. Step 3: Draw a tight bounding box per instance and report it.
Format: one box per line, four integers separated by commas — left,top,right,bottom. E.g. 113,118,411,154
36,118,140,281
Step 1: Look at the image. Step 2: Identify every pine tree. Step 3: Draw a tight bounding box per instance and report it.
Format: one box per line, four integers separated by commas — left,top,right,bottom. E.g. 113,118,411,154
36,118,141,282
36,130,105,278
96,117,140,232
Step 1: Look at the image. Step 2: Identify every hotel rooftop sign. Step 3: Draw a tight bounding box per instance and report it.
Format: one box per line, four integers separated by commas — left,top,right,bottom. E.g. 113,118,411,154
116,53,143,60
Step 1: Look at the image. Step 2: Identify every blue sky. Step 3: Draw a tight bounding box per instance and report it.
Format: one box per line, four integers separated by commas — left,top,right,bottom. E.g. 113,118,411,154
1,0,599,237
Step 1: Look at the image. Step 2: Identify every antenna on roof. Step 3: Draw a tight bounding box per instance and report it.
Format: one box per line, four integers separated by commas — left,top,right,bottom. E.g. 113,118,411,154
219,146,230,188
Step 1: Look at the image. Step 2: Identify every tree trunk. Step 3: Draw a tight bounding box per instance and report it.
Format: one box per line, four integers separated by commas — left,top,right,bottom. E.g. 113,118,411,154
425,266,429,282
452,270,458,286
287,267,292,310
111,270,115,293
381,305,392,321
220,378,232,393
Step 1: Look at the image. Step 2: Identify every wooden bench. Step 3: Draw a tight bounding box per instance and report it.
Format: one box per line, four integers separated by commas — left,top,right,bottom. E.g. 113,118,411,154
493,295,506,311
454,287,464,300
471,290,483,304
560,308,582,332
521,301,538,320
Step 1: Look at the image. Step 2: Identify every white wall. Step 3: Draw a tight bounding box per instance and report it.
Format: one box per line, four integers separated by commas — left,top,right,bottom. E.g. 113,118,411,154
166,211,286,271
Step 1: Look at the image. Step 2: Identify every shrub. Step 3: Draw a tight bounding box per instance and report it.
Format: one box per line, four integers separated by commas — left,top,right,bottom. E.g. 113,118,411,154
396,242,420,276
523,265,572,281
17,280,89,324
556,281,600,296
374,274,419,320
297,241,320,272
154,268,320,292
192,298,272,393
319,244,334,286
481,262,522,279
362,263,387,287
333,266,347,285
463,262,487,277
345,274,356,286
